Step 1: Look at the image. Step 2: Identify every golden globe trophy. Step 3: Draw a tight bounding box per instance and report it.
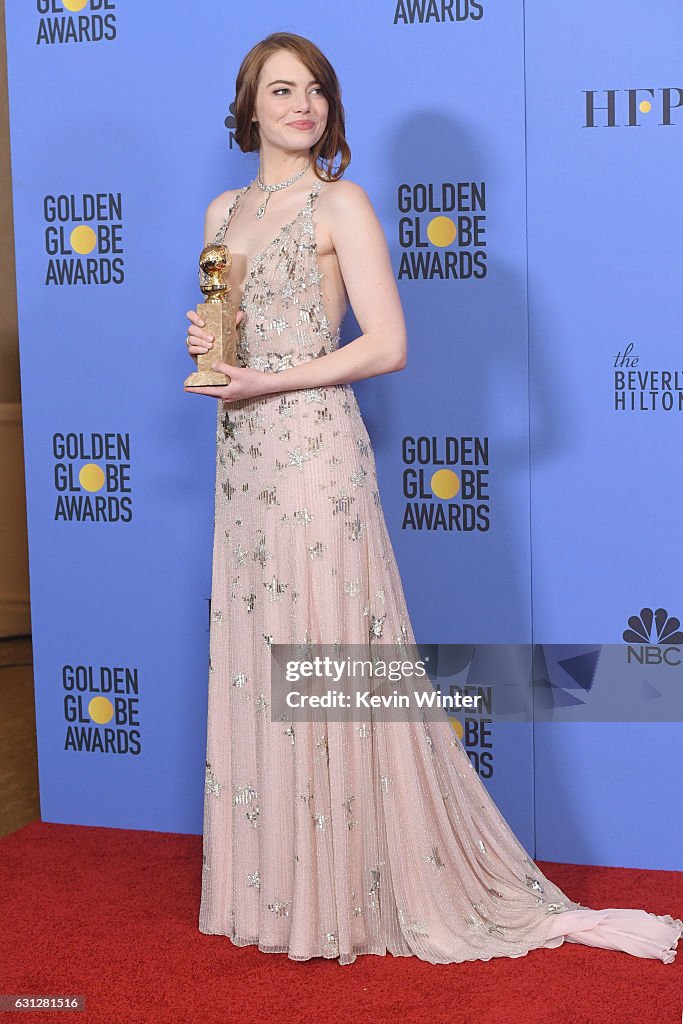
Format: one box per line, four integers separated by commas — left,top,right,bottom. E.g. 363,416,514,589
184,242,237,387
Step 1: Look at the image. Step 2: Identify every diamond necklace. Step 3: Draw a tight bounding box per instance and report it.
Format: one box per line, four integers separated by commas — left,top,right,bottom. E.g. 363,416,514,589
255,162,311,219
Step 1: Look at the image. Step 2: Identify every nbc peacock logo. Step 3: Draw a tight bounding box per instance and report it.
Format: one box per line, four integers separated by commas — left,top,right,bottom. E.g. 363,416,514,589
224,101,237,148
36,0,117,46
623,607,682,667
396,181,487,281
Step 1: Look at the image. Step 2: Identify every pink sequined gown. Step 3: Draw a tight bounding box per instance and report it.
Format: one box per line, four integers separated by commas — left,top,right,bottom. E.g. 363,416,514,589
198,179,682,965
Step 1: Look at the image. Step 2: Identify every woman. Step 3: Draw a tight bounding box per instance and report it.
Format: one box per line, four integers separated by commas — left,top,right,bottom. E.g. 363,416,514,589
184,31,682,965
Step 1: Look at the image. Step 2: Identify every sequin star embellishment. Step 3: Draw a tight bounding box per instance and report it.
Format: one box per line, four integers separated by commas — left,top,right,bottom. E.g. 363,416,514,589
255,693,269,716
268,316,289,336
257,485,278,507
233,783,258,805
284,724,295,745
232,672,247,688
220,412,238,440
368,867,381,906
268,898,290,918
525,874,545,894
348,515,366,541
369,613,387,639
329,491,354,515
264,576,288,601
302,387,326,403
380,775,392,793
312,811,328,831
233,544,248,567
308,541,328,559
293,507,313,525
426,846,444,868
397,909,429,938
342,794,357,830
288,447,312,469
350,466,368,488
344,580,361,597
205,762,222,797
247,871,261,891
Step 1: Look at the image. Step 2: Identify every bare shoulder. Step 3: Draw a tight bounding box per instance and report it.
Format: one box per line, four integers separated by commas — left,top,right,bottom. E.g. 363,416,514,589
319,177,375,218
205,187,242,224
203,186,248,242
317,179,381,253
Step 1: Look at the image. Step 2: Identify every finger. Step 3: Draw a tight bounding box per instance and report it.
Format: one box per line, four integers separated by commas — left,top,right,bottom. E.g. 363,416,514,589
188,325,214,343
210,362,237,374
186,310,206,327
187,326,214,351
236,309,245,324
184,385,225,397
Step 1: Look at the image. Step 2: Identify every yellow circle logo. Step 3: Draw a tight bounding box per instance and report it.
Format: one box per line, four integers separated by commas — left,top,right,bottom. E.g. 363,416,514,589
79,463,105,492
450,718,464,741
88,696,114,724
639,100,652,114
70,225,97,254
431,469,460,500
427,216,457,248
63,0,89,11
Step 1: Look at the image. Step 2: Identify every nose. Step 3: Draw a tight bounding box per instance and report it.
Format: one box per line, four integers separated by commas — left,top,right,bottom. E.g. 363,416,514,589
293,91,310,113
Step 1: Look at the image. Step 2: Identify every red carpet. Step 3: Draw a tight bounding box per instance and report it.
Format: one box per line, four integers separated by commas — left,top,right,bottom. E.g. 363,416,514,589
1,820,680,1024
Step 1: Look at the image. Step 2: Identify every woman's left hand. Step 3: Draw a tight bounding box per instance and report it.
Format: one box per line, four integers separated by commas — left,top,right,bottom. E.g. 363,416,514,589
184,362,275,403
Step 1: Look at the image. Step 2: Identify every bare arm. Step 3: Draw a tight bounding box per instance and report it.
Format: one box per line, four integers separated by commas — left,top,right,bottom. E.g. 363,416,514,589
204,190,237,246
260,181,407,394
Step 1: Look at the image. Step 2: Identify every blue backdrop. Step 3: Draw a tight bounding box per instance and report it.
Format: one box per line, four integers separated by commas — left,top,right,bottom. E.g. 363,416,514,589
4,0,682,870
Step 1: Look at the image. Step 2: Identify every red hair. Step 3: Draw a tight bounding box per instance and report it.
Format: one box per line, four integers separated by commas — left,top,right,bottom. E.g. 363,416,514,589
233,32,351,182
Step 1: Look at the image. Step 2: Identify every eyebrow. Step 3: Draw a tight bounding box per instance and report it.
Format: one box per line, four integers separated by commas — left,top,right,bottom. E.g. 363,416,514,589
265,79,320,87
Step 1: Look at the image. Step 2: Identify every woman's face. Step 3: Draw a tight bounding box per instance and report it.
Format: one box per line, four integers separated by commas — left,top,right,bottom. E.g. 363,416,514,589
252,50,329,155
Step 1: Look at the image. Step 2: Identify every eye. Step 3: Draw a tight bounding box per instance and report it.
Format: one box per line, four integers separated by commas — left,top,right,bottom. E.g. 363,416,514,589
272,85,323,96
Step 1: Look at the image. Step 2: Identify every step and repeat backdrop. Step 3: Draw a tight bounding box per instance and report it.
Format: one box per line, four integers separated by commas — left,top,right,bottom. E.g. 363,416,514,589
4,1,681,869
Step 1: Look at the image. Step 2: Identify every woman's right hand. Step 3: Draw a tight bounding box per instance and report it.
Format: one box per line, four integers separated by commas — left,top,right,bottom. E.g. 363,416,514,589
185,310,215,361
185,309,245,361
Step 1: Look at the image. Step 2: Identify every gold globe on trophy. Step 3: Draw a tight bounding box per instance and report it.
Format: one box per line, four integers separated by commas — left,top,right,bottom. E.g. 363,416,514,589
184,242,238,387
